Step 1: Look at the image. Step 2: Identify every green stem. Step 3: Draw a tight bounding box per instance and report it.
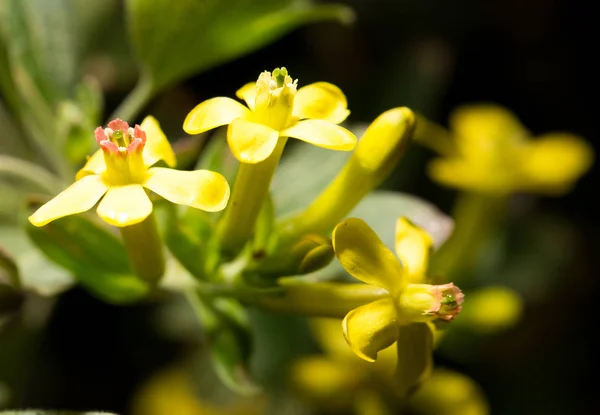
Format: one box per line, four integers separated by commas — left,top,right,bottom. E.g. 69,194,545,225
109,74,155,122
430,192,508,283
120,212,165,284
217,138,287,256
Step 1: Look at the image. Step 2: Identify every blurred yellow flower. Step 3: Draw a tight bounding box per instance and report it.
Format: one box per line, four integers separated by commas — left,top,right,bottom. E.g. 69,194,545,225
29,117,230,228
428,104,593,194
333,217,464,363
183,67,356,163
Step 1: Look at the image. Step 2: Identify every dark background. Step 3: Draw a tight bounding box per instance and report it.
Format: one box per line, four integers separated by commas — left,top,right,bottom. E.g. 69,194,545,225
13,0,599,413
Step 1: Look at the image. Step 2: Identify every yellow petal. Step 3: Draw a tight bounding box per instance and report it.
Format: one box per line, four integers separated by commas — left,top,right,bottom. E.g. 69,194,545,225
450,104,527,161
395,217,433,283
428,157,515,194
96,184,152,227
281,119,356,152
394,323,434,397
144,167,230,212
236,82,256,111
183,97,251,135
294,82,350,124
519,133,593,194
28,175,108,226
333,218,405,294
227,118,280,163
76,149,106,180
342,298,399,362
140,116,176,168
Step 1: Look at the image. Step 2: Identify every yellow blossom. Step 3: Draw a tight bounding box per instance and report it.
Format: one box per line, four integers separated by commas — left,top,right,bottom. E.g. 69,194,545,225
29,116,230,228
332,217,464,363
428,104,593,194
183,67,357,163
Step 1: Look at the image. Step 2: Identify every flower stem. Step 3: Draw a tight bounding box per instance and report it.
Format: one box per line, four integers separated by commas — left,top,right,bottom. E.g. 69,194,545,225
430,192,508,283
120,212,165,284
109,74,155,122
217,138,287,257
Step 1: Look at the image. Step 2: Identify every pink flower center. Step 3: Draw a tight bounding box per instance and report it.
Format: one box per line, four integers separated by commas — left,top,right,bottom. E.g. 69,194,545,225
95,118,147,156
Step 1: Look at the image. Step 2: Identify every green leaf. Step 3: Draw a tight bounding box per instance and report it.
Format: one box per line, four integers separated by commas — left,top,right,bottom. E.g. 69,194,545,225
0,0,79,105
271,140,353,217
188,293,260,395
394,323,433,397
0,246,24,315
0,224,73,296
126,0,354,91
26,215,149,304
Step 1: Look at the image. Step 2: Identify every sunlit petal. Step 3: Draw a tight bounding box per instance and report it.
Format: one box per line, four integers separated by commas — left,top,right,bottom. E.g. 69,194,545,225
140,116,176,168
342,298,399,362
183,97,251,135
28,175,108,226
450,104,527,161
428,157,515,194
281,119,356,151
236,82,257,111
294,82,350,124
76,149,106,180
395,217,433,283
227,118,279,163
520,133,593,194
144,168,230,212
394,323,434,397
96,184,152,227
333,218,405,294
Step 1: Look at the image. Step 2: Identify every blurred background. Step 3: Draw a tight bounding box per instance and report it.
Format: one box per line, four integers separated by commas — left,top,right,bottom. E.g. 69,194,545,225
1,0,598,414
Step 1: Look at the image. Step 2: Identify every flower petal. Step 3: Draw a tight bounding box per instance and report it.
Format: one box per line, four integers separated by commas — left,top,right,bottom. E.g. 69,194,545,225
394,323,434,397
342,298,399,362
395,217,433,283
144,167,230,212
333,218,405,294
450,104,527,161
428,157,515,194
28,175,108,226
227,118,279,163
140,116,177,168
236,82,257,111
76,149,106,180
183,97,251,135
294,82,350,124
281,119,356,152
96,184,152,227
519,133,593,194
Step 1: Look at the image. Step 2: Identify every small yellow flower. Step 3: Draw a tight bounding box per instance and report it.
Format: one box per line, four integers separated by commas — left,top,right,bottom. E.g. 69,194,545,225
29,117,230,227
332,217,463,362
183,67,357,163
428,104,593,194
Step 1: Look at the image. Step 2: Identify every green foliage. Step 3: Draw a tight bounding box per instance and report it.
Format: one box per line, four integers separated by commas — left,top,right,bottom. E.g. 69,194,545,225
126,0,354,91
26,215,149,304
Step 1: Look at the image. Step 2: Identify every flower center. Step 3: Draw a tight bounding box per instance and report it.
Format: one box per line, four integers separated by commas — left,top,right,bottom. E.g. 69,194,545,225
253,67,298,130
95,118,148,185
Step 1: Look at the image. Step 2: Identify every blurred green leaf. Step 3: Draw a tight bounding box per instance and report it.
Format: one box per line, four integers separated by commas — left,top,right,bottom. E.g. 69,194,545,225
26,215,149,304
0,246,24,315
188,293,260,395
0,155,64,194
126,0,354,91
271,140,352,217
0,246,19,287
0,0,79,105
0,224,73,296
195,130,239,185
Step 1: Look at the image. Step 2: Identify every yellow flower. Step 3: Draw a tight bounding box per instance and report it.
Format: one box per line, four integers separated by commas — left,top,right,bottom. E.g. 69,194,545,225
332,217,464,363
183,67,357,163
29,116,230,227
428,104,593,194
